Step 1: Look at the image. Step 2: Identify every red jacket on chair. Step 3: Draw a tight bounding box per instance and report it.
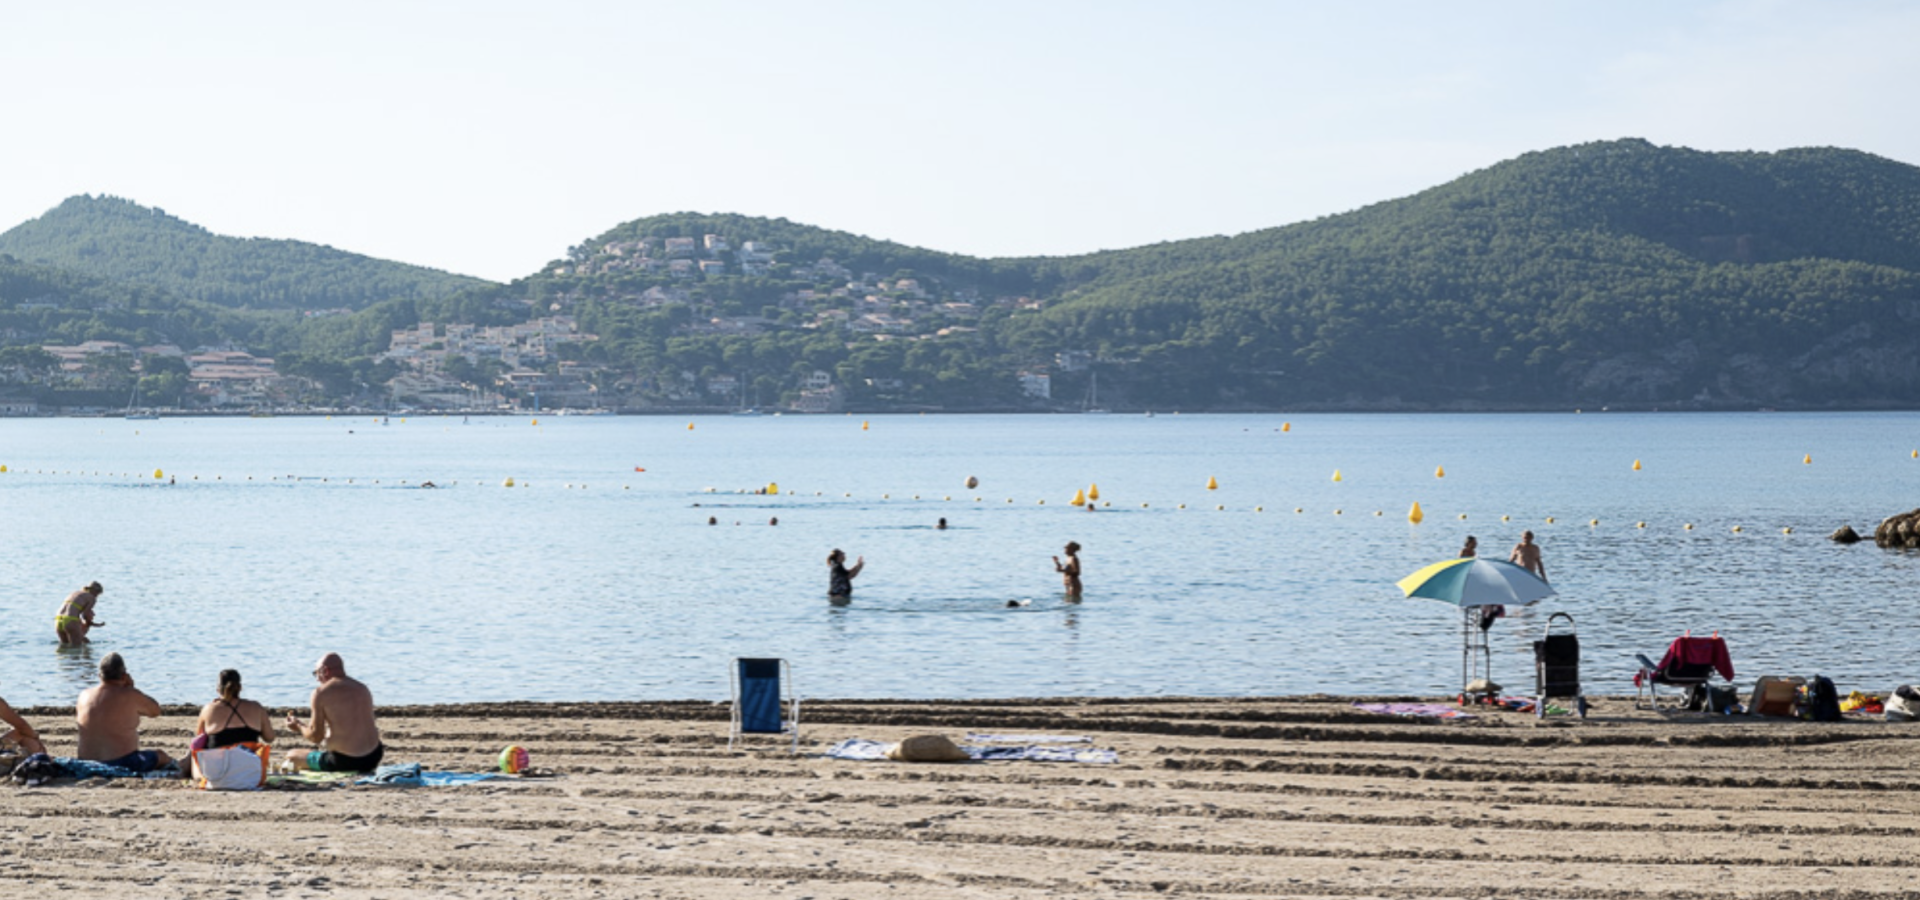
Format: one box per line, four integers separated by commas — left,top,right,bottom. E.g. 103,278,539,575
1634,635,1734,686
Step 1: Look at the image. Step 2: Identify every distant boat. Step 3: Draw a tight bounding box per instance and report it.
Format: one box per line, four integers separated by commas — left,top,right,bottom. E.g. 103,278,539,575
731,375,762,416
1083,369,1109,414
123,383,158,420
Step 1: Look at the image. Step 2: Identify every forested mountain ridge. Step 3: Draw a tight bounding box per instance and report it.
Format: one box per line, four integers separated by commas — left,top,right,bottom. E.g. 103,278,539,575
6,139,1920,411
0,196,493,312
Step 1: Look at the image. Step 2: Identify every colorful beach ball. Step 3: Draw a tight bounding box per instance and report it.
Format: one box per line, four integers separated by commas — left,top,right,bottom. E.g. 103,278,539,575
498,745,530,774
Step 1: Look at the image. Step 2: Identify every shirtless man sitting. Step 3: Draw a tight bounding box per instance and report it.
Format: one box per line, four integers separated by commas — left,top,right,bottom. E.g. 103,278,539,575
2,691,47,757
284,653,385,772
76,652,171,773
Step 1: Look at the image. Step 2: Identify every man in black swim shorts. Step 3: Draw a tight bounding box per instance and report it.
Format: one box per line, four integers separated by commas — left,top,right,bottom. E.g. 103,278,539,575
284,653,386,772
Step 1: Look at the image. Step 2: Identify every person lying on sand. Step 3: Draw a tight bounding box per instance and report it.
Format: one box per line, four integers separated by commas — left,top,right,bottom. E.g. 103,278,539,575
55,581,105,646
76,652,171,773
284,653,385,773
1,691,47,757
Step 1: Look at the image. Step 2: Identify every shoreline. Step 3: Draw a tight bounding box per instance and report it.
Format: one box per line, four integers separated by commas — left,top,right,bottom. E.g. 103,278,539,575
8,695,1920,898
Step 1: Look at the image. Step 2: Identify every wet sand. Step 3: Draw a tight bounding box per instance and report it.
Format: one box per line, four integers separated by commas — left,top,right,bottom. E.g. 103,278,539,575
5,696,1920,898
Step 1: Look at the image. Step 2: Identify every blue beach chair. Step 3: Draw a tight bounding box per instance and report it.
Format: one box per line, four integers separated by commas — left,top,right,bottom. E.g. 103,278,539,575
729,658,799,752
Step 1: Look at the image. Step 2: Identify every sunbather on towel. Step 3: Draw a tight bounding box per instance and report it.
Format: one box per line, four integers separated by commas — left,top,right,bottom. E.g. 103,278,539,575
76,652,172,773
284,653,385,773
1,690,47,757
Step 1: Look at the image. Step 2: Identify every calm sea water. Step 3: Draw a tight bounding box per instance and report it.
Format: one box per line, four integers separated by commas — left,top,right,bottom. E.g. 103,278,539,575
2,412,1917,709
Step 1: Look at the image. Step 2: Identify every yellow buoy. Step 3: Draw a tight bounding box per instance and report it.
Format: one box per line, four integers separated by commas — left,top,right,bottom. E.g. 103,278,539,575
882,493,890,500
767,482,779,494
862,421,869,431
687,423,694,430
1632,459,1642,471
1372,510,1382,516
1037,499,1045,505
1501,515,1510,522
1684,523,1694,530
1333,509,1343,515
1282,422,1290,432
1177,503,1186,510
1206,476,1218,490
1408,502,1424,524
153,469,164,479
1071,489,1086,506
1545,517,1555,524
1434,466,1445,478
1732,525,1743,533
1458,513,1467,520
503,477,515,487
1215,504,1224,511
1,465,7,473
531,419,538,426
1141,502,1149,508
1331,469,1342,482
1254,506,1262,512
1803,454,1812,464
1088,483,1100,501
1589,519,1599,526
1637,521,1647,528
1294,508,1303,514
1782,527,1794,534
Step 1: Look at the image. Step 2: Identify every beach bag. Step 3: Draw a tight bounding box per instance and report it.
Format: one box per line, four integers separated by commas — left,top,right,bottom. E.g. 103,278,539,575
1705,684,1741,714
886,735,971,762
192,742,269,790
1805,676,1843,723
10,752,60,787
1888,686,1920,723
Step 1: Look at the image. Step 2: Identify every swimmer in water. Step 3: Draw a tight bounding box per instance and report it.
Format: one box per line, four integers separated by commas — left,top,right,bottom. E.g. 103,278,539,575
1052,542,1082,599
936,518,947,530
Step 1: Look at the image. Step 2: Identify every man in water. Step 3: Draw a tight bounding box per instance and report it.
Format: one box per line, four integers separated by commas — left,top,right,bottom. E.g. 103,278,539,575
284,653,386,773
55,581,105,646
1,691,46,757
75,652,170,773
1509,531,1547,580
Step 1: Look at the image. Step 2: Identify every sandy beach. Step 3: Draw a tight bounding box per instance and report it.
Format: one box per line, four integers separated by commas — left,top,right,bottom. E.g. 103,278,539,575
6,695,1920,898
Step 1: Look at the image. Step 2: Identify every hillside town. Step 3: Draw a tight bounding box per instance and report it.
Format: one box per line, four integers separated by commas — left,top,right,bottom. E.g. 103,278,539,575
0,229,1099,415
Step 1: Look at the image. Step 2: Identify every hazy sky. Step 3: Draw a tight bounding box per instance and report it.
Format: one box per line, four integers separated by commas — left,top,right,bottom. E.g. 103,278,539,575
2,1,1914,282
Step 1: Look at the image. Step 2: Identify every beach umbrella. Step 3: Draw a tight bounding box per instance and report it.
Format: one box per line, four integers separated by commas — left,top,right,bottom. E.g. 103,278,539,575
1396,558,1555,608
1395,558,1556,699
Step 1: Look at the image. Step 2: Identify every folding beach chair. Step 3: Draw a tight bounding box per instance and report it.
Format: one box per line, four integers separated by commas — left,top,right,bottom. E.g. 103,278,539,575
1634,632,1734,710
729,658,799,752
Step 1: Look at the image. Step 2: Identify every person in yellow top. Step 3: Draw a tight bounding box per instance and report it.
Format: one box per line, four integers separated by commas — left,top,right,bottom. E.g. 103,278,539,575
55,581,105,646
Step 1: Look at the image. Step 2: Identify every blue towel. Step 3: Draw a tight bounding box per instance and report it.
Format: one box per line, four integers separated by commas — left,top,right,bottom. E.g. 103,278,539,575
54,757,141,779
356,762,501,787
961,745,1118,764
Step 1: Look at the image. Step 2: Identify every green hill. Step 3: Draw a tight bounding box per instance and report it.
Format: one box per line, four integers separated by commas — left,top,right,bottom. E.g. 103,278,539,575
0,196,494,312
8,140,1920,411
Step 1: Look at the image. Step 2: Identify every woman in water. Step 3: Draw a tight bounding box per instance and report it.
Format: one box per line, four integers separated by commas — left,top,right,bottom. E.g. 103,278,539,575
1459,536,1477,558
55,581,105,646
191,668,275,752
827,549,864,599
1053,541,1083,599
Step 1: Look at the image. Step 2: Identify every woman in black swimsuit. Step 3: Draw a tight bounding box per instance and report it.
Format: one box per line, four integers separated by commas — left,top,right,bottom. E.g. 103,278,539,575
191,669,276,752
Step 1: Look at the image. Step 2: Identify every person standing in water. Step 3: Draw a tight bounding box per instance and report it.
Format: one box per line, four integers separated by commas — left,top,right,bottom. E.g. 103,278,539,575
56,581,105,646
1509,530,1547,581
827,549,864,599
1053,541,1083,599
1459,536,1477,558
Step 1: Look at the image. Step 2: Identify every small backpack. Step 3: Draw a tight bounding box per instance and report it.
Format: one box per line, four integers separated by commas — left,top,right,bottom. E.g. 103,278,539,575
1806,675,1843,722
